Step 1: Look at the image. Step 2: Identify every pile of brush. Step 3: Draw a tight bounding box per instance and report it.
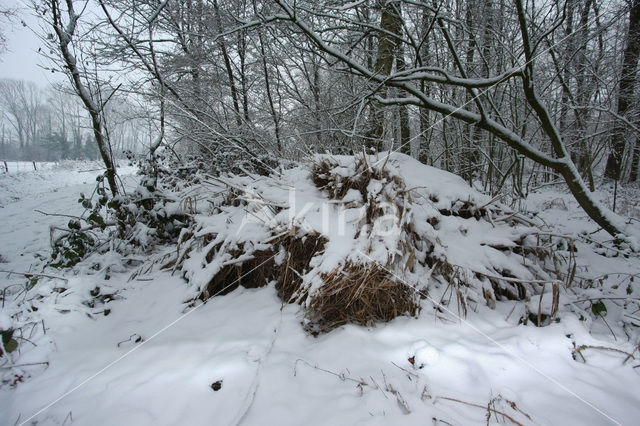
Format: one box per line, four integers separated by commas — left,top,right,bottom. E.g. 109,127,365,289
165,152,570,332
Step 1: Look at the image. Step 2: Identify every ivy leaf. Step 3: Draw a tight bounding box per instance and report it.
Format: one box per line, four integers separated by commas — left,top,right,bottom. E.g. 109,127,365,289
87,212,106,230
591,300,607,317
1,329,14,346
0,338,18,355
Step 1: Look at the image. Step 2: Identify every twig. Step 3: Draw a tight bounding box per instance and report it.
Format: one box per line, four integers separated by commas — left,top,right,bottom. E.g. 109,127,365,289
35,209,82,220
293,358,367,386
0,270,68,283
390,361,419,380
572,345,636,364
436,396,526,426
566,297,640,305
476,193,507,211
599,315,617,341
0,361,50,370
476,270,561,285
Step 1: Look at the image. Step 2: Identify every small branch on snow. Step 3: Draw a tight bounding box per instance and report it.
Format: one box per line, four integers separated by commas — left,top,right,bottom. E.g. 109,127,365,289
566,297,640,305
572,345,636,364
0,270,68,283
0,361,50,370
35,209,82,220
293,358,367,386
475,271,562,286
435,396,529,426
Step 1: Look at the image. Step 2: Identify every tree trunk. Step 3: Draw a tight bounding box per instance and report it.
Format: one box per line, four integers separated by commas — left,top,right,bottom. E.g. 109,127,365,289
395,18,411,156
603,0,640,180
366,0,403,149
213,0,242,128
257,28,282,153
238,29,250,123
630,140,640,181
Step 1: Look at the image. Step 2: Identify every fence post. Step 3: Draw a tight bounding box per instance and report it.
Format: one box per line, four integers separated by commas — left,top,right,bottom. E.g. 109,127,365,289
3,161,7,173
32,161,37,171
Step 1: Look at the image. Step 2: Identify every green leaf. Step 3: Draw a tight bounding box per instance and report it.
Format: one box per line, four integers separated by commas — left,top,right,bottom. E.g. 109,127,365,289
591,300,607,317
87,212,106,230
2,338,18,354
1,329,14,346
27,277,38,290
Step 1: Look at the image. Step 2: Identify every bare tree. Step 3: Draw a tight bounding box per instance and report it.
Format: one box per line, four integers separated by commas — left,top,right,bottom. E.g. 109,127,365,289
0,5,15,53
0,79,42,156
44,0,118,195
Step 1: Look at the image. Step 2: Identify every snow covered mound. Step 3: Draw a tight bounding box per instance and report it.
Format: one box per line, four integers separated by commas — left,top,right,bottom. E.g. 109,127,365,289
173,152,569,332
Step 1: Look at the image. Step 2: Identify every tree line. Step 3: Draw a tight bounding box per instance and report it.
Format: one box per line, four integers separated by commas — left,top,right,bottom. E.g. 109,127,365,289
0,78,151,161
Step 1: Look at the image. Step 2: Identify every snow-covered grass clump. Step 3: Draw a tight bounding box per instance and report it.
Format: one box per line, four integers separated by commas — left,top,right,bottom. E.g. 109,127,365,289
172,152,572,333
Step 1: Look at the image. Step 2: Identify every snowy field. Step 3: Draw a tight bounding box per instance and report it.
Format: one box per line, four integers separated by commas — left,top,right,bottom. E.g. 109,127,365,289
1,161,639,425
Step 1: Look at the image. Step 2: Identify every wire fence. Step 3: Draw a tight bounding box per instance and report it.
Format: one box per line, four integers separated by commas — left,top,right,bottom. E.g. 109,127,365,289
1,161,42,173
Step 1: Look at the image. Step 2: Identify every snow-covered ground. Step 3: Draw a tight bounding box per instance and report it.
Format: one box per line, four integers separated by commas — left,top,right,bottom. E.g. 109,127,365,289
0,161,639,425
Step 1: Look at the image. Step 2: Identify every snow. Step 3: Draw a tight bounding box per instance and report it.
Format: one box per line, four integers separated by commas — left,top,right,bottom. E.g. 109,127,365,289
1,160,639,425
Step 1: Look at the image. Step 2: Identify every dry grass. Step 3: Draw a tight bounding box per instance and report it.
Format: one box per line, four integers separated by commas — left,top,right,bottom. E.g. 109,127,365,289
198,245,278,300
312,156,403,205
196,229,327,303
276,231,328,303
305,262,420,333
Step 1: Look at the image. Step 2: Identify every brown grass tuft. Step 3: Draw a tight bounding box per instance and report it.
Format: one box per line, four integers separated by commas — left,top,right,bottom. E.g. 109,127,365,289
197,229,327,303
199,244,277,300
276,231,328,302
305,262,420,333
312,156,398,203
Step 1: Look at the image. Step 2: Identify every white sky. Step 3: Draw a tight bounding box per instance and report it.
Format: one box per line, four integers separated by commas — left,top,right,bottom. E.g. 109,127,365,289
0,0,62,87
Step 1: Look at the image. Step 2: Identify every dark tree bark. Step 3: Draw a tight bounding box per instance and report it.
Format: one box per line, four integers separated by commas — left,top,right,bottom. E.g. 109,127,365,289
394,7,411,155
213,0,243,128
603,0,640,180
257,28,283,153
366,0,403,148
630,141,640,181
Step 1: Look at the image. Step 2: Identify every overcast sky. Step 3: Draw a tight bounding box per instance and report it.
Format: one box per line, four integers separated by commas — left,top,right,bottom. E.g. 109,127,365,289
0,0,62,87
